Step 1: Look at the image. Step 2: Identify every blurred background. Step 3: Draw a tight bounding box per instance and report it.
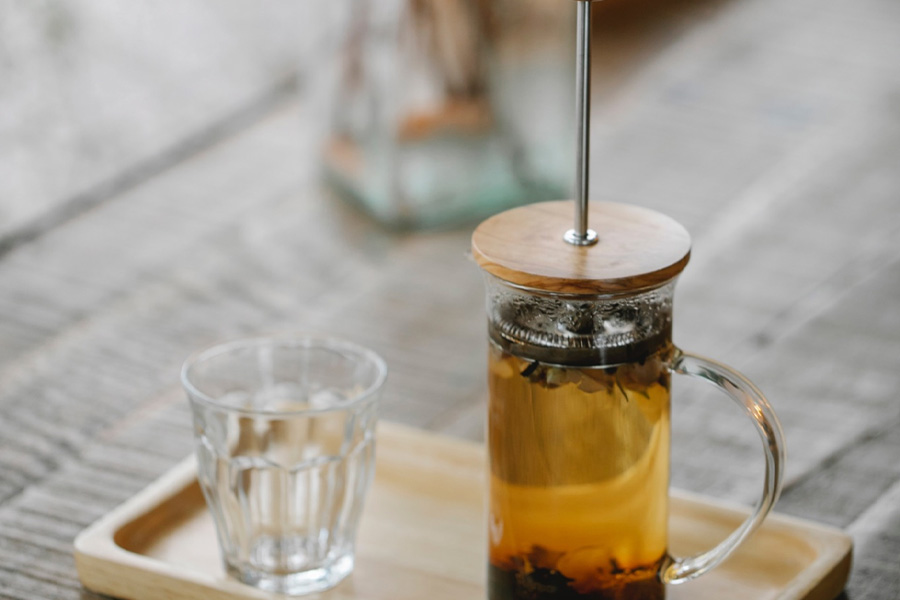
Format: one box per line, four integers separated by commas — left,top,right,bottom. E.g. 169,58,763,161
0,0,898,598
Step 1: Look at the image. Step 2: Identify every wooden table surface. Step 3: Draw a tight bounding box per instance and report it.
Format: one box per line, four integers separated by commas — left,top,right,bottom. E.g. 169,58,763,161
1,0,898,599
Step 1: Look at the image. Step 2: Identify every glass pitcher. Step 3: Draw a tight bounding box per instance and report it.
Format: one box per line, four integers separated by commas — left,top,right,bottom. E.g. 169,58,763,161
472,200,785,600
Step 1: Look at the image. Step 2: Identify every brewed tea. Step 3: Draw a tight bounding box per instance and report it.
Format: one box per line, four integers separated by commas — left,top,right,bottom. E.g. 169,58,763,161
488,341,671,600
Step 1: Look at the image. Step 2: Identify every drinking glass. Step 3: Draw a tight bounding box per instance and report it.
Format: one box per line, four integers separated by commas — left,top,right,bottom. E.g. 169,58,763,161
181,335,387,595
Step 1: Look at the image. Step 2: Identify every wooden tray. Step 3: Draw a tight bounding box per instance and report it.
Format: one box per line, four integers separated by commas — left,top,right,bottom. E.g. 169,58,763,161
74,423,852,600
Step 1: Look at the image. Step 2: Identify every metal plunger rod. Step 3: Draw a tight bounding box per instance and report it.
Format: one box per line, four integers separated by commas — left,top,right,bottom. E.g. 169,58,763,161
565,0,598,246
575,0,592,235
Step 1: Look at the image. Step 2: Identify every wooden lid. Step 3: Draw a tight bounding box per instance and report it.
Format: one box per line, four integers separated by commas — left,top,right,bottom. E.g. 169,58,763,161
472,200,691,294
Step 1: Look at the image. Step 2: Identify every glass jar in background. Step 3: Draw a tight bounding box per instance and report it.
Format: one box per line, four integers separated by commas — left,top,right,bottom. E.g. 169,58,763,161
317,0,575,229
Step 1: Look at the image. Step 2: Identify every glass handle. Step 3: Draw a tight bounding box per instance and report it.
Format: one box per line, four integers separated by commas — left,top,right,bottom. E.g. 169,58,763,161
662,349,786,585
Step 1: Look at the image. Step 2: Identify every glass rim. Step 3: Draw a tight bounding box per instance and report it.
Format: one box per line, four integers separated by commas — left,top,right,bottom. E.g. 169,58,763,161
181,334,388,417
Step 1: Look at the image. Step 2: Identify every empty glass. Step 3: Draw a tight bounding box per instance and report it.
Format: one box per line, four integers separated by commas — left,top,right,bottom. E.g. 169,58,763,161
181,335,387,595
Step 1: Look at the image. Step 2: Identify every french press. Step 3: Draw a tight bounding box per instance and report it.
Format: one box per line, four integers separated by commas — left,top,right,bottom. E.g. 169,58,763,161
471,2,785,599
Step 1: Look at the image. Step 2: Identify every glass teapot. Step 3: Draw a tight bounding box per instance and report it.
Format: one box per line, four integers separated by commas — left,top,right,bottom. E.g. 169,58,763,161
472,200,785,600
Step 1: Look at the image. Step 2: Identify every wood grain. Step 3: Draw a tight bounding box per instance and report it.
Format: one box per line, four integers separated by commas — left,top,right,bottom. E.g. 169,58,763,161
74,424,851,600
0,1,310,250
471,200,691,293
0,0,898,598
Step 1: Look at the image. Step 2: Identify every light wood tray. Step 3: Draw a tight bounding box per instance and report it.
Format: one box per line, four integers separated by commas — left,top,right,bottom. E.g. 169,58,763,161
74,423,852,600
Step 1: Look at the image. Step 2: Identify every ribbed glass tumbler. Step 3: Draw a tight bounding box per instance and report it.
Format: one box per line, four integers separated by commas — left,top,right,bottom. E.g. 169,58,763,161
181,335,387,595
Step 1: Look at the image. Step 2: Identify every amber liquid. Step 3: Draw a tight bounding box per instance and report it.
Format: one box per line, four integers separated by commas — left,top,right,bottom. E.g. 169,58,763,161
488,340,671,600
